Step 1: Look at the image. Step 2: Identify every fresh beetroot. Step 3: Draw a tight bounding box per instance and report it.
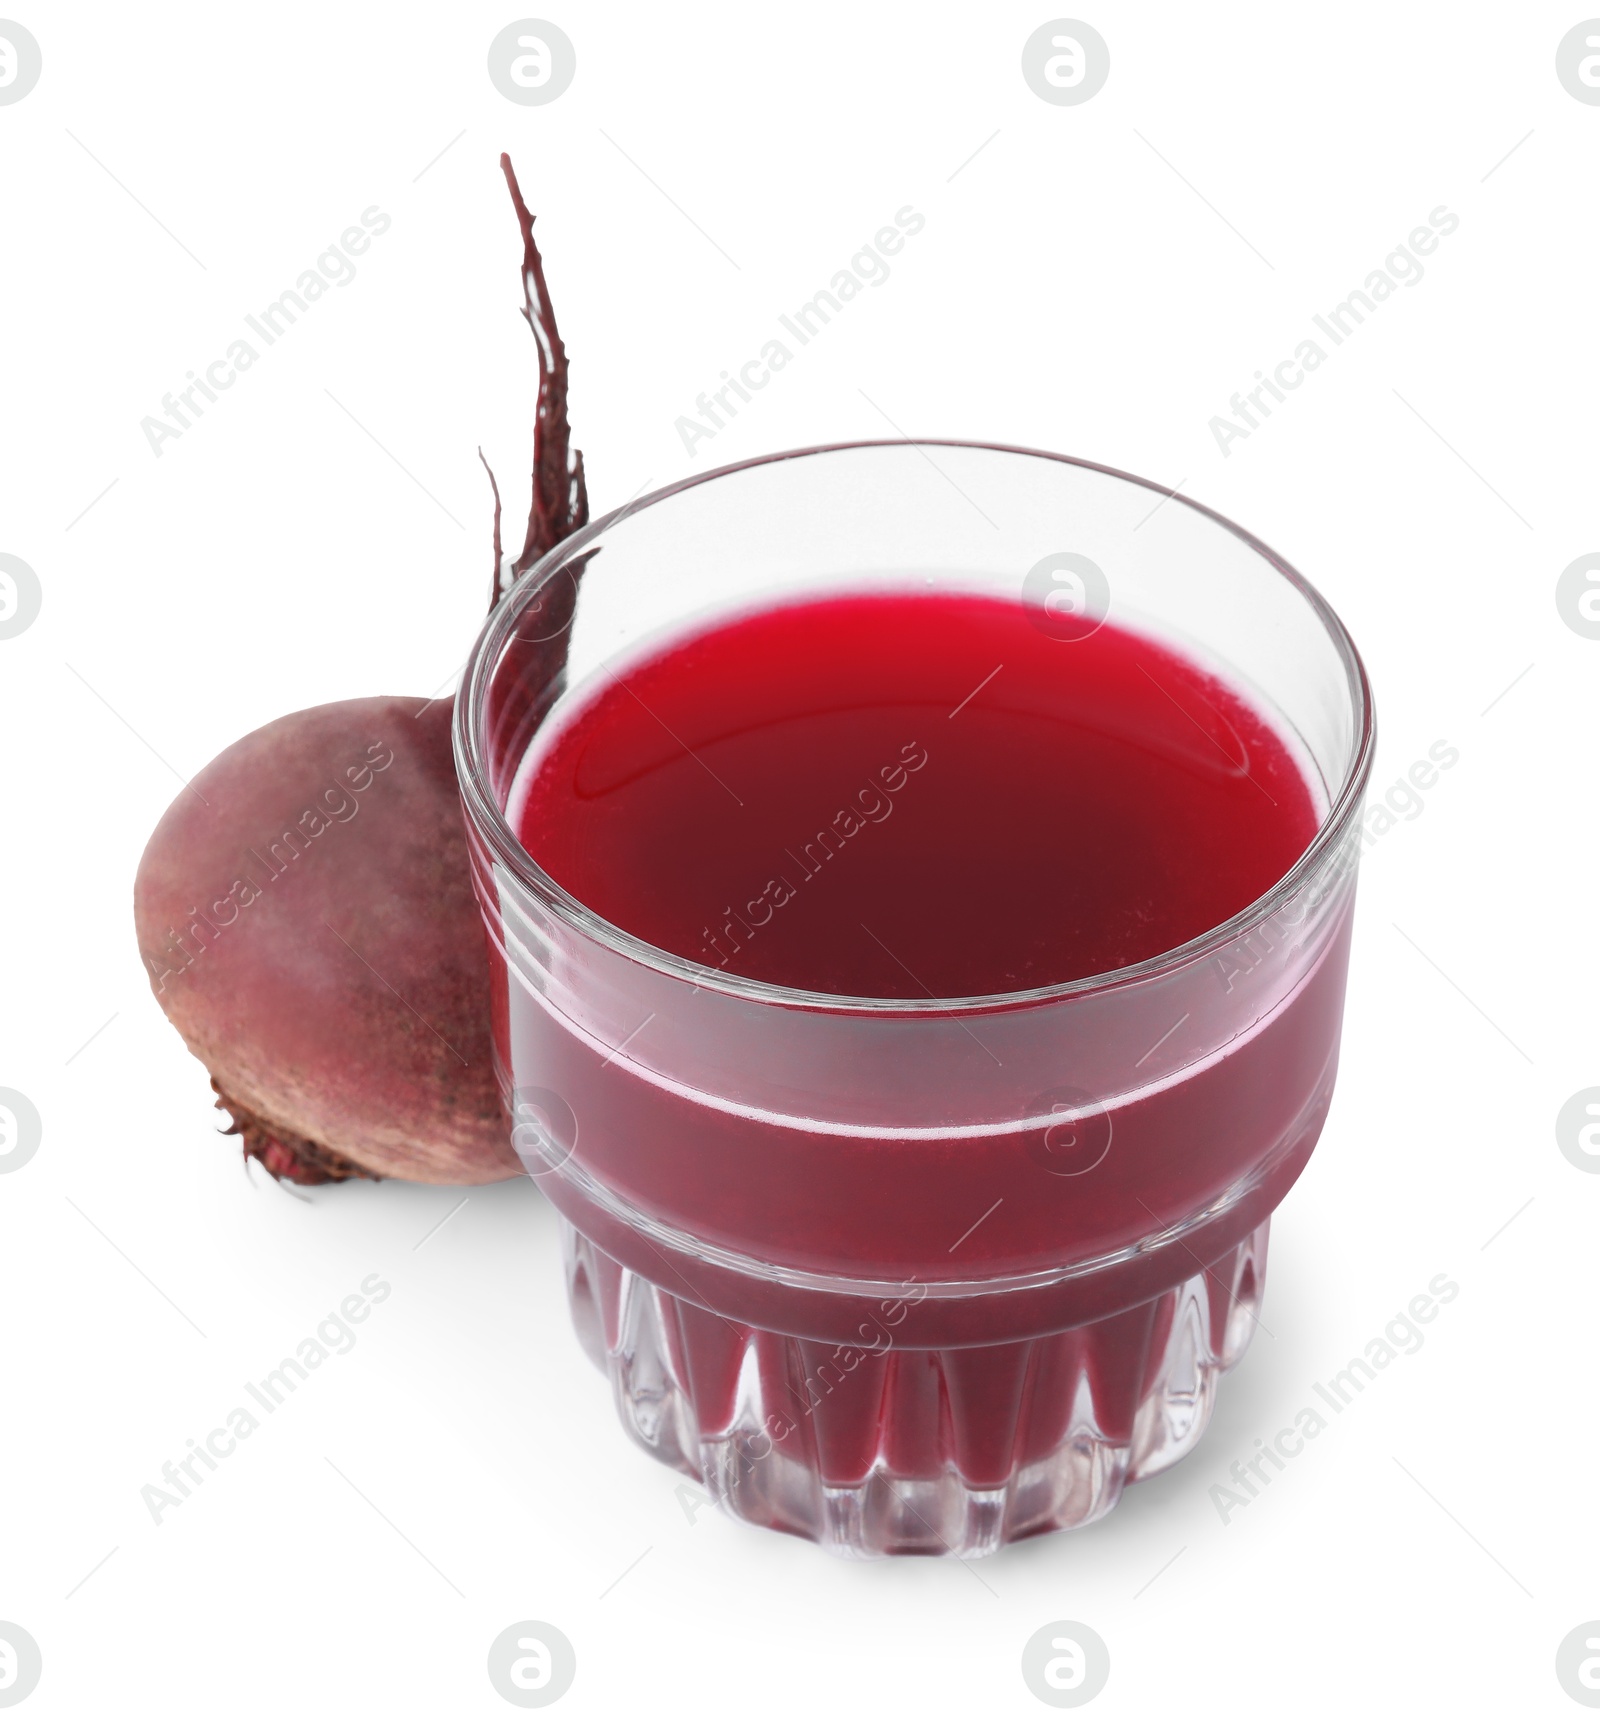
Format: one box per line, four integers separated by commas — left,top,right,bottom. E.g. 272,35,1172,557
134,698,505,1184
133,155,586,1185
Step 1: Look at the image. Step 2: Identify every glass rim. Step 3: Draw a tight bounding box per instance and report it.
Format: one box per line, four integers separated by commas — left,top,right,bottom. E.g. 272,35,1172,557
454,438,1376,1016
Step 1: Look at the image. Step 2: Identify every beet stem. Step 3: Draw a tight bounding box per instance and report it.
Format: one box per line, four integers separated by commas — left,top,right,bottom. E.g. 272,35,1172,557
497,153,589,603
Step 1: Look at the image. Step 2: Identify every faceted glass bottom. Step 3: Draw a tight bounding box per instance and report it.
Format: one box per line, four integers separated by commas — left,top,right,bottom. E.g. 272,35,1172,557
562,1219,1268,1559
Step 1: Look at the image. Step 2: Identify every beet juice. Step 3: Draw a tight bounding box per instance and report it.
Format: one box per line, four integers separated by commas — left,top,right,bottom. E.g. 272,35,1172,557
513,591,1318,997
456,442,1374,1558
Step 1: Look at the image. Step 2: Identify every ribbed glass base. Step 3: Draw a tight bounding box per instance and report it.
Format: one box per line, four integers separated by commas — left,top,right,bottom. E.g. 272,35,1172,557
563,1219,1267,1558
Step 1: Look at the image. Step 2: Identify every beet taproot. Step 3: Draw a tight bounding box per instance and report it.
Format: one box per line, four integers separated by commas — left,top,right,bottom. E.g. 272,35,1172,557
133,154,585,1184
134,697,511,1184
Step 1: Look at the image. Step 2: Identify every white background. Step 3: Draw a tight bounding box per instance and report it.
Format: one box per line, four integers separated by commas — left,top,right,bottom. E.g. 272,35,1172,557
2,1,1596,1721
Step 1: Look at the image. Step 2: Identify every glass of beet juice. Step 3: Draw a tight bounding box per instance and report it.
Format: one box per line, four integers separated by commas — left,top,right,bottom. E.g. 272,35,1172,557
455,441,1374,1559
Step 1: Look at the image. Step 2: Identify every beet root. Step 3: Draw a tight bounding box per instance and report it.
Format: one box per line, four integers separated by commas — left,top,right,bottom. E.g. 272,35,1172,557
134,695,518,1185
133,154,584,1187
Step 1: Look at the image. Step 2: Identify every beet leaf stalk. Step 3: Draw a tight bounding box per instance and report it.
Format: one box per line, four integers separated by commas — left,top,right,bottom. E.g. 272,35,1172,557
488,151,588,606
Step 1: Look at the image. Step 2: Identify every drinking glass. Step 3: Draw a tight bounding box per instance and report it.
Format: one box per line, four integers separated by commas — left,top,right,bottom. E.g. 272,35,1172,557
454,441,1375,1558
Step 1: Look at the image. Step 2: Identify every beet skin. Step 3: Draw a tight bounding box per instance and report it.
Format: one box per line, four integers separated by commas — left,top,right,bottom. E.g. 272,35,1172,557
134,695,517,1185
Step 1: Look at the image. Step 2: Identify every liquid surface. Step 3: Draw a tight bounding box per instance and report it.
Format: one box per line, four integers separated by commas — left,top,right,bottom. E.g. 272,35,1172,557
515,590,1318,998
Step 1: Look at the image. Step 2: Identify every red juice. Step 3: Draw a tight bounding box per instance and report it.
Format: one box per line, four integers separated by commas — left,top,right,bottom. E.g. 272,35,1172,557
515,589,1318,998
496,586,1355,1551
